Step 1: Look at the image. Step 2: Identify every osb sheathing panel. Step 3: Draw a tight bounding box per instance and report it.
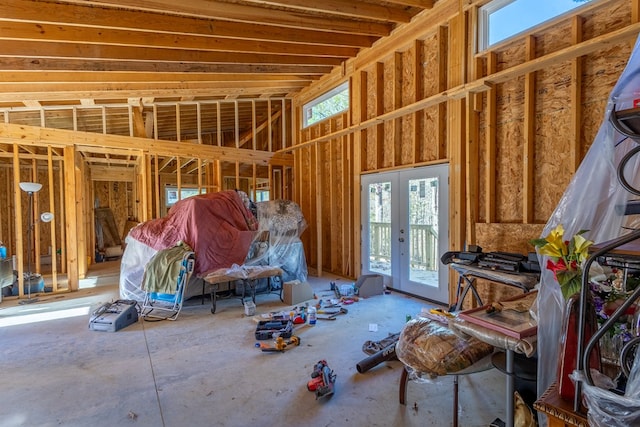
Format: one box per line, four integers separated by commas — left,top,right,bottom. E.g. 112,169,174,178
95,179,132,235
401,45,416,165
534,62,573,223
533,21,573,58
383,60,396,168
422,32,440,97
320,140,331,270
493,77,525,223
330,138,346,273
299,146,313,261
423,106,444,161
496,40,526,72
364,66,378,171
581,1,631,40
582,43,632,147
475,223,545,255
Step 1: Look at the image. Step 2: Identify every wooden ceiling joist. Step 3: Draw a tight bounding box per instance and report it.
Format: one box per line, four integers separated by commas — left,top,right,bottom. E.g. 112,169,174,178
53,0,396,34
0,0,433,132
0,0,379,48
0,21,360,58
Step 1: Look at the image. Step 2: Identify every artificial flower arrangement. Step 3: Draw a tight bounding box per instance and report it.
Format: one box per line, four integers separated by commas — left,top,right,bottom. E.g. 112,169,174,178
590,269,640,357
531,224,640,358
530,223,594,300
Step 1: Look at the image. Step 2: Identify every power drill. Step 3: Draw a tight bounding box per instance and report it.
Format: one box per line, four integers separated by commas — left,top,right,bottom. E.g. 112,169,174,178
255,335,300,352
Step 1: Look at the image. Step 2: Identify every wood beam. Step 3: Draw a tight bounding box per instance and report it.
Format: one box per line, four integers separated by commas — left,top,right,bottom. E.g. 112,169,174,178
392,52,402,167
238,0,413,22
484,52,497,223
63,145,79,291
0,0,377,47
52,0,392,36
0,40,343,66
0,123,275,164
523,35,536,224
89,165,136,182
12,144,25,297
413,39,424,164
571,16,584,173
0,58,332,75
47,146,58,291
0,21,359,58
375,62,385,169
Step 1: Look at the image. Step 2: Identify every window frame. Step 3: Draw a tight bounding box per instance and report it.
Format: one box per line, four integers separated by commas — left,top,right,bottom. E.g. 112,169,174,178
478,0,592,52
302,81,349,128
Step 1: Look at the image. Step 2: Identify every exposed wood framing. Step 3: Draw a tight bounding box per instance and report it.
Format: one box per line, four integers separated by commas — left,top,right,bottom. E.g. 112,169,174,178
63,146,79,291
571,16,584,172
523,35,536,224
12,145,25,297
484,52,497,223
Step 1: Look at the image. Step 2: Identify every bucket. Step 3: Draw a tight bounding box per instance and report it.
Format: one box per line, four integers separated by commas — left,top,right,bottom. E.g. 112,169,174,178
244,300,256,316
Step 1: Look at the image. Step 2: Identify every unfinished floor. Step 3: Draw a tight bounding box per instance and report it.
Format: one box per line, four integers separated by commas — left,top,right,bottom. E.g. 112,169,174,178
0,261,508,427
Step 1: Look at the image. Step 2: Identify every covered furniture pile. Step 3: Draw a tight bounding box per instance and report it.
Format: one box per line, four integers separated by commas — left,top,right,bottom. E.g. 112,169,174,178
119,190,308,306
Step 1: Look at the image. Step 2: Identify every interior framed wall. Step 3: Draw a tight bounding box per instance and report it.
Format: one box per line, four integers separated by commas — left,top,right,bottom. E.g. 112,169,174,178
290,0,637,302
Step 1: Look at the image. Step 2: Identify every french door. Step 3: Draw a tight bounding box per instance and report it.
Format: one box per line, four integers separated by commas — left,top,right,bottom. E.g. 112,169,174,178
360,165,449,304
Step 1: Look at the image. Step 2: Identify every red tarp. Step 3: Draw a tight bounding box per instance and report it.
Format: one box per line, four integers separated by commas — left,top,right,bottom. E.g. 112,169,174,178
128,190,258,275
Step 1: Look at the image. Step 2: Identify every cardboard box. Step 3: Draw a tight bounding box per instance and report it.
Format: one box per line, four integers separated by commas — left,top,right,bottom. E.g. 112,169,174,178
282,280,314,305
355,274,384,298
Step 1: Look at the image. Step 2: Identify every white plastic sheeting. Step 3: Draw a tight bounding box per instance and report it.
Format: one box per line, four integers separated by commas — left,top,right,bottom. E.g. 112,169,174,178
535,35,640,423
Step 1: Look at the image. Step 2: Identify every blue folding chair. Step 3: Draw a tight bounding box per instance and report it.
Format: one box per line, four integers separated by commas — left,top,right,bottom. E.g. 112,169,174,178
141,251,195,320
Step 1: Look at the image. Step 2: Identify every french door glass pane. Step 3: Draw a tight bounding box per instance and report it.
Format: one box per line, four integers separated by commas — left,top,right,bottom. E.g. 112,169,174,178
408,177,439,286
368,181,392,275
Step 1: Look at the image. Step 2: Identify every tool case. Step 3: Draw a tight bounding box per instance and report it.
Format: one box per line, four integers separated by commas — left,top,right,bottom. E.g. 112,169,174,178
255,319,293,340
89,300,138,332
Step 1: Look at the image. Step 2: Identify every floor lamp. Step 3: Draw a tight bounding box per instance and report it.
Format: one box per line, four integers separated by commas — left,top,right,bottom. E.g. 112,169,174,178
18,182,47,304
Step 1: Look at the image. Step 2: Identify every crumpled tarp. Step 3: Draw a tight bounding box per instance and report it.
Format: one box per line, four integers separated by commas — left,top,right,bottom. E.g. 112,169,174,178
128,190,257,275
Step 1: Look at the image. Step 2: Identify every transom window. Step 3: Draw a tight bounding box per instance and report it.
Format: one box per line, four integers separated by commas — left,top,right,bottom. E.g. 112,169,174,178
478,0,592,51
302,81,349,128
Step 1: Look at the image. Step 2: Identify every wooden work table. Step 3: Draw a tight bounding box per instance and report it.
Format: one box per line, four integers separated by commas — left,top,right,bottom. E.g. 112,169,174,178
534,382,588,427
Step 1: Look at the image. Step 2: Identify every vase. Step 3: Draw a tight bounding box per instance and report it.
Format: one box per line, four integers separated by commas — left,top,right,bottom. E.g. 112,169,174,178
557,291,601,401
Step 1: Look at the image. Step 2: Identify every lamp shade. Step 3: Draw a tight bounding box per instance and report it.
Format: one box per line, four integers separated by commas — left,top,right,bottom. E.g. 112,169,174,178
19,182,42,193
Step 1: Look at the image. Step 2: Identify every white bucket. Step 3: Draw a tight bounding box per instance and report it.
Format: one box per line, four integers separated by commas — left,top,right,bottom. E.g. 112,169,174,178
244,301,256,316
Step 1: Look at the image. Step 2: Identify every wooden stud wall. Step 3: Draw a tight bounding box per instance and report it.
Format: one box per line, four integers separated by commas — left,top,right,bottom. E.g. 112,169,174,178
291,0,638,302
0,96,293,294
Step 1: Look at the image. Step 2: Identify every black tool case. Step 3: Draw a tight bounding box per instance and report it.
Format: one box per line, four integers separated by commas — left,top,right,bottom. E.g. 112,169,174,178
255,319,293,340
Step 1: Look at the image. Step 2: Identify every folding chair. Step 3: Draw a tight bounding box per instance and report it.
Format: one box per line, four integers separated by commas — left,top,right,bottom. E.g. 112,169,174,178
141,251,195,320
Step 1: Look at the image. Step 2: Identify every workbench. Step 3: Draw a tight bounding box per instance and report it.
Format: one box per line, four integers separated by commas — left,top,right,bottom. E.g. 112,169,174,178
450,262,539,310
200,265,283,313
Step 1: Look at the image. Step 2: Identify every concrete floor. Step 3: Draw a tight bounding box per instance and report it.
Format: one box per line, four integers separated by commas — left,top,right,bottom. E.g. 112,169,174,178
0,261,507,427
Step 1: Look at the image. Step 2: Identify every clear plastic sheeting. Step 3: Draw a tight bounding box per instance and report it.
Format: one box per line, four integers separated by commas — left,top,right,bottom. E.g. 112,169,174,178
248,199,308,283
535,34,640,421
449,316,537,358
119,237,159,302
396,317,494,377
119,195,308,302
575,349,640,427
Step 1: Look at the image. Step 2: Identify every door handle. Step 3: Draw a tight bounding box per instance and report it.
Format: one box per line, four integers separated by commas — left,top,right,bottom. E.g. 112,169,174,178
399,237,405,242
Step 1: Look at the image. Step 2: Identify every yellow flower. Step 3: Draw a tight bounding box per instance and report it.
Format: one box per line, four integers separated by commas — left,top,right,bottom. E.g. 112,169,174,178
572,234,591,263
530,224,594,299
536,224,567,258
